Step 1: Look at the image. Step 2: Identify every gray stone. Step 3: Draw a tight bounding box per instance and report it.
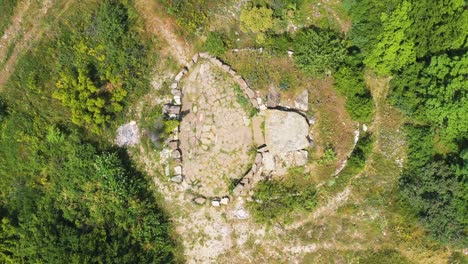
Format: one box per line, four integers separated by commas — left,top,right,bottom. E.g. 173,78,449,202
257,145,268,153
173,95,181,105
233,185,244,196
115,121,140,147
254,152,263,165
193,197,206,204
294,90,308,112
168,140,179,150
171,175,183,183
267,85,280,107
244,88,256,99
172,149,181,159
199,52,210,59
171,88,182,97
262,152,276,171
265,109,309,154
211,199,220,207
293,150,308,166
174,165,182,175
192,53,199,63
170,82,178,89
220,197,230,205
163,104,181,116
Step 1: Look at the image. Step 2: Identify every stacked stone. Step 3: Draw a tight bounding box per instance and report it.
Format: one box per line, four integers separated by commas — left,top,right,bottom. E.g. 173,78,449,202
232,149,265,197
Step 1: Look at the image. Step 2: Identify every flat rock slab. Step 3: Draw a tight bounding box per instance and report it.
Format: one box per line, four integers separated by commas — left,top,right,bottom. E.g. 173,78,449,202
115,121,140,147
265,109,309,154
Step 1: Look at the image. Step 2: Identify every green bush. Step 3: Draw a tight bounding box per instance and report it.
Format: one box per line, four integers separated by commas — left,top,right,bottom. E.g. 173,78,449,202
51,0,151,133
249,180,316,224
293,28,347,76
203,31,227,56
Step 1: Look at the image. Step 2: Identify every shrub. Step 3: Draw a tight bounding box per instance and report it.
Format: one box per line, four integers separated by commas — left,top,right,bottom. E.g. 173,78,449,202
293,28,346,76
240,4,274,33
203,31,227,56
249,180,316,224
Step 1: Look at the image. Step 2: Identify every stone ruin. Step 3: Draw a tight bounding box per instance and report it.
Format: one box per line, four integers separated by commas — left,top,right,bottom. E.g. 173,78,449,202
156,52,313,207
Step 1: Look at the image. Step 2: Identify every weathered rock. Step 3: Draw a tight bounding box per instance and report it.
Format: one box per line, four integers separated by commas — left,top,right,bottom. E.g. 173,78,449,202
192,53,199,63
221,64,230,72
293,150,308,166
211,199,220,207
174,165,182,175
163,104,181,117
172,149,181,159
265,109,309,154
199,52,210,59
262,152,276,171
244,87,256,99
220,197,230,205
171,88,182,96
115,121,140,147
259,104,267,111
170,82,178,89
168,140,179,150
193,197,206,204
173,95,181,105
257,145,268,153
254,152,263,165
233,185,244,196
171,175,183,183
267,85,280,107
240,178,250,185
294,90,308,112
174,69,187,82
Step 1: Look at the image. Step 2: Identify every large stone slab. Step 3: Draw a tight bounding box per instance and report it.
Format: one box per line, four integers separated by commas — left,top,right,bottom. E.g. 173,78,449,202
265,109,309,154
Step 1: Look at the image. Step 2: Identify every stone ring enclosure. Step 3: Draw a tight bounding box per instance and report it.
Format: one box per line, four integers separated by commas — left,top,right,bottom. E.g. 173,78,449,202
161,52,312,206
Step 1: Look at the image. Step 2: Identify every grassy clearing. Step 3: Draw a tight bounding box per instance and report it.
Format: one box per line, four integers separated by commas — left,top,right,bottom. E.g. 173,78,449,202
0,0,18,36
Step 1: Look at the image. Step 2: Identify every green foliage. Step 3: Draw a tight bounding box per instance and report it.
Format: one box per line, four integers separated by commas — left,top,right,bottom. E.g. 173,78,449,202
240,4,274,33
358,249,413,264
334,52,374,122
51,0,151,133
0,0,17,36
162,0,225,35
344,0,398,54
318,147,336,165
391,53,468,144
0,111,177,262
364,1,415,75
398,126,467,245
249,180,316,224
293,28,346,76
233,84,258,118
203,31,227,56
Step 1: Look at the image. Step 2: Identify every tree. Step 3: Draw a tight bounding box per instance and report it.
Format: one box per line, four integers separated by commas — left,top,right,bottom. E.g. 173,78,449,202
293,28,346,76
391,53,468,143
364,1,415,75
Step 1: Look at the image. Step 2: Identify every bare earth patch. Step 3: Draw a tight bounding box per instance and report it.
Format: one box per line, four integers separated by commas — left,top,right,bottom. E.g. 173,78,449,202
179,60,254,197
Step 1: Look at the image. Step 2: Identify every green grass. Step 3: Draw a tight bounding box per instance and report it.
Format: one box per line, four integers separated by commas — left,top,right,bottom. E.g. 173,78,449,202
233,84,258,117
0,0,18,36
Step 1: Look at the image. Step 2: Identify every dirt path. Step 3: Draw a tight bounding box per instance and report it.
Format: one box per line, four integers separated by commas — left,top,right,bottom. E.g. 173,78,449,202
134,0,192,65
0,0,57,89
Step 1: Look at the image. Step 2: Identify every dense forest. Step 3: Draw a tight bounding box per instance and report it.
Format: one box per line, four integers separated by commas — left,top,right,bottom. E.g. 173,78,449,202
0,0,466,262
0,0,178,262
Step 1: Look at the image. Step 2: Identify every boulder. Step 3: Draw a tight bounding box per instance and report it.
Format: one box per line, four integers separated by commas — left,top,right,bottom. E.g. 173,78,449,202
262,152,276,171
174,165,182,175
115,121,140,147
211,199,220,207
254,152,263,165
220,197,230,205
168,140,179,150
267,85,280,107
172,149,181,159
265,109,309,154
193,197,206,204
163,104,181,116
294,90,308,112
171,88,182,97
171,175,183,183
233,184,244,196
